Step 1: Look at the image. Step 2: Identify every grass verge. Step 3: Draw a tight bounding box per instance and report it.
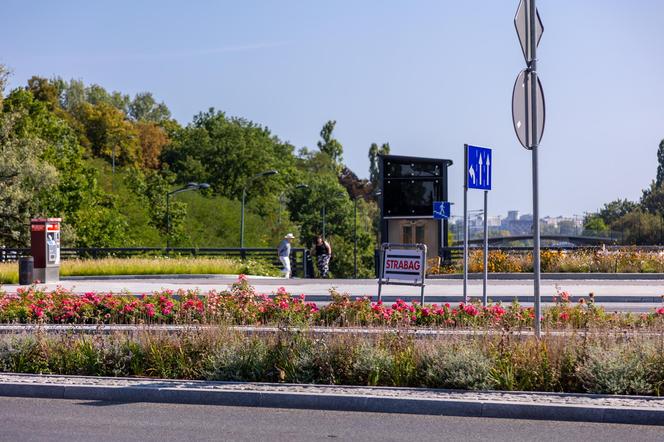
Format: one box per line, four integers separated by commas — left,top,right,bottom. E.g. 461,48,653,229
0,257,279,284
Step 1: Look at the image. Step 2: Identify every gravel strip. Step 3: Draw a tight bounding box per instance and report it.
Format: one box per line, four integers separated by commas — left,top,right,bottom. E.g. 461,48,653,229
1,373,663,410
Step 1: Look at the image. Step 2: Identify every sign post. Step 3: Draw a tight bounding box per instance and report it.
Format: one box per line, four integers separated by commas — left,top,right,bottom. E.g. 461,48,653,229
377,243,427,304
464,145,492,304
513,0,545,338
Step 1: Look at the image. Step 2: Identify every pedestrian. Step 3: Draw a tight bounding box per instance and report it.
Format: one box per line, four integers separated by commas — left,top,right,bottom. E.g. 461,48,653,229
313,235,332,278
277,233,295,278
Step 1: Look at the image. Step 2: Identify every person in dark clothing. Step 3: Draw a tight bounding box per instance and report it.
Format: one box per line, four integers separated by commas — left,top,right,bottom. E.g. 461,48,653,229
313,235,332,278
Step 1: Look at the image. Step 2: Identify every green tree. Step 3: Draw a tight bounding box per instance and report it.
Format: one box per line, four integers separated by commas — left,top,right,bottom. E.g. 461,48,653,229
583,215,608,234
162,109,298,200
129,92,171,122
2,82,128,247
0,111,58,246
640,182,664,215
612,210,663,245
317,120,343,166
597,199,638,226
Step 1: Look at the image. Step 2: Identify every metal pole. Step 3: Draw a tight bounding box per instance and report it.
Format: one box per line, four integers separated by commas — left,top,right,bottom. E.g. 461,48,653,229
483,190,488,306
240,187,246,248
166,193,170,249
322,205,326,240
463,144,469,303
354,198,358,278
529,0,541,338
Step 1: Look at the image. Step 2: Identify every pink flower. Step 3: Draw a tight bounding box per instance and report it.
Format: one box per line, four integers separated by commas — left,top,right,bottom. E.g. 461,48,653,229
656,307,664,315
559,312,570,321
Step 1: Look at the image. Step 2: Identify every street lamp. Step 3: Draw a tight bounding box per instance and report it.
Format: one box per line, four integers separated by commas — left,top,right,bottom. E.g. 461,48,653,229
352,189,382,279
241,170,278,248
166,182,210,249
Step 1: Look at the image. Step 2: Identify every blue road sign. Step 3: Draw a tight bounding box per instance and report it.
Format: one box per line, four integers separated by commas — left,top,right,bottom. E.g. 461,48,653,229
467,145,492,190
433,201,451,219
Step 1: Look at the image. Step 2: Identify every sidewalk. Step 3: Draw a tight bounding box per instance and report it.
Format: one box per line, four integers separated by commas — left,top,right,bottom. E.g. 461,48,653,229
1,373,662,425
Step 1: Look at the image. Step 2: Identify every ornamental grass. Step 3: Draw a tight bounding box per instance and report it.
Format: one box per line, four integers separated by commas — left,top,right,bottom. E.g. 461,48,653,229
0,256,280,284
1,328,663,396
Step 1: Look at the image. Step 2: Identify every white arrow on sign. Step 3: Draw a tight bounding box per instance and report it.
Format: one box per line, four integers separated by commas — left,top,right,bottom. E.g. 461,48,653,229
478,154,484,186
487,155,491,187
468,166,476,185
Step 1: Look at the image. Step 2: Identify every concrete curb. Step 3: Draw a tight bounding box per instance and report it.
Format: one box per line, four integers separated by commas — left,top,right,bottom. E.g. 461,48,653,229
429,273,664,281
57,273,664,281
0,375,662,425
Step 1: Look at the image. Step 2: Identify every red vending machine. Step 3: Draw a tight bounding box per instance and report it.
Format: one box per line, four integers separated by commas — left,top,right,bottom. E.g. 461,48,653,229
31,218,61,283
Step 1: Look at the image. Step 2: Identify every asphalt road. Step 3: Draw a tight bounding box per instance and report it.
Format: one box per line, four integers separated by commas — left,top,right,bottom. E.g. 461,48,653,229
1,397,663,442
3,276,662,312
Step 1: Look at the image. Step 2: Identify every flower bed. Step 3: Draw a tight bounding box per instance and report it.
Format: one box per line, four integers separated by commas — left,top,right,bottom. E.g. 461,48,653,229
1,276,663,329
428,249,664,274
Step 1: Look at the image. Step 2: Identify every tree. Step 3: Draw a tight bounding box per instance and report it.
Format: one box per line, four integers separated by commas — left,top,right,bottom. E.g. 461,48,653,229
162,108,298,200
583,215,608,234
317,120,343,166
640,182,664,215
368,142,390,187
597,199,638,226
26,76,59,110
78,102,141,166
612,210,663,245
136,122,169,169
129,92,171,122
657,139,664,187
2,83,128,247
0,111,58,246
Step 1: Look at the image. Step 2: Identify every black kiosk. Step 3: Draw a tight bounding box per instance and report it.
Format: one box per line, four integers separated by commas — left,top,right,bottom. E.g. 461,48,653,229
378,155,453,261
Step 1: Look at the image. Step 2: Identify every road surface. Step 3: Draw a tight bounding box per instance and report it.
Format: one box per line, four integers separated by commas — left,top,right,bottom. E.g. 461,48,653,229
0,396,662,442
2,276,662,312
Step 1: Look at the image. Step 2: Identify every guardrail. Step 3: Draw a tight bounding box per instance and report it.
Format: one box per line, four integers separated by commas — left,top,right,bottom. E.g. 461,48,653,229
0,247,311,278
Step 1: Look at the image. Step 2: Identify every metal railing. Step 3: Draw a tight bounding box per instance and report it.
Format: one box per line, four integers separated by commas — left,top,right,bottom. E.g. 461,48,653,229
0,247,310,278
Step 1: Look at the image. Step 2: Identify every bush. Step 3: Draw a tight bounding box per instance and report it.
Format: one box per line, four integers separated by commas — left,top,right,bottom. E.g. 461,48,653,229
576,340,655,395
421,344,494,390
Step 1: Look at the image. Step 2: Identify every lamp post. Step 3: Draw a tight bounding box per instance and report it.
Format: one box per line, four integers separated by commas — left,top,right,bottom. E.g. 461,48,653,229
166,182,210,249
241,170,278,248
353,196,358,278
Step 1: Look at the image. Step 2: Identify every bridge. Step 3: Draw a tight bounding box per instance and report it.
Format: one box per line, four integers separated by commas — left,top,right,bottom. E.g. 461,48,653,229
463,234,618,247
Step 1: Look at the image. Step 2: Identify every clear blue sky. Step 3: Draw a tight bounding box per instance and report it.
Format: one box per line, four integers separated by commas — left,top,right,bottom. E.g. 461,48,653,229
2,0,663,217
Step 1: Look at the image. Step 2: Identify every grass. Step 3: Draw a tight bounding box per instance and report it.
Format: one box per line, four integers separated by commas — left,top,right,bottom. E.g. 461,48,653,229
0,257,279,283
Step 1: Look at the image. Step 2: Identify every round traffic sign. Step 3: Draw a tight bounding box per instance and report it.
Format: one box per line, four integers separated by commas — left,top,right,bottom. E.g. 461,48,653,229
512,69,545,150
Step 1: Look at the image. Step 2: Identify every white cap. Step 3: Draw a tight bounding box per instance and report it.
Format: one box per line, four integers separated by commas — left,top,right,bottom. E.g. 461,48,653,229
284,233,295,239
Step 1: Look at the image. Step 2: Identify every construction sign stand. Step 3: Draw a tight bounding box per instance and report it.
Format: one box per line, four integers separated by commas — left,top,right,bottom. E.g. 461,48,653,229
377,243,427,304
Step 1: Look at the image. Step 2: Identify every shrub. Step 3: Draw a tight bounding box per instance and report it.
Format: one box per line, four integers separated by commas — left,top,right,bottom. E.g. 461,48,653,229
576,340,655,395
421,343,494,390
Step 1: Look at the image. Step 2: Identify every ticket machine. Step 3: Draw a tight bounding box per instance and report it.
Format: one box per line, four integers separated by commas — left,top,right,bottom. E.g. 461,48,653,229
31,218,61,282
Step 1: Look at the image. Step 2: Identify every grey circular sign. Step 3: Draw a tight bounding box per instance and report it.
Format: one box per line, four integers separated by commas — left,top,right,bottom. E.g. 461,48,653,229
512,69,545,150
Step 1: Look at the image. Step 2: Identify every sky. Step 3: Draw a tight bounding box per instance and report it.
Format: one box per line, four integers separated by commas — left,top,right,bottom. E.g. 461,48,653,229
2,0,663,218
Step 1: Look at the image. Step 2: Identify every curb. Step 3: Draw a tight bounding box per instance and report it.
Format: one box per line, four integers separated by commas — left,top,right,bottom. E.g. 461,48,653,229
56,273,664,281
0,375,663,425
429,273,664,281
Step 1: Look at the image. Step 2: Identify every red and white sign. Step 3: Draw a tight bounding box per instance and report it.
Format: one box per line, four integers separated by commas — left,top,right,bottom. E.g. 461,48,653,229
382,248,426,283
46,223,60,231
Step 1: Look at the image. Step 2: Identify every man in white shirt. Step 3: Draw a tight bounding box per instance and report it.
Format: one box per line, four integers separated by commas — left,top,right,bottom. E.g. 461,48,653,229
277,233,295,278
